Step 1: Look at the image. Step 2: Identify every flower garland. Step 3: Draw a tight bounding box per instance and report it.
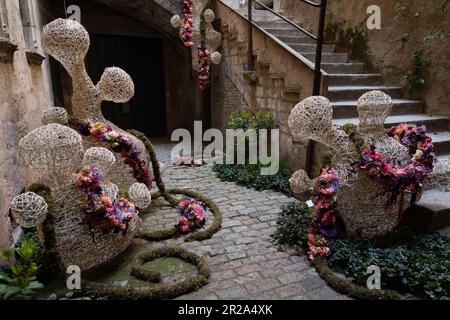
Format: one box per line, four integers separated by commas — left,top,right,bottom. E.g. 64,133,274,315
175,197,206,234
361,124,435,205
307,168,340,260
73,120,152,189
75,167,135,234
181,0,194,47
197,46,210,90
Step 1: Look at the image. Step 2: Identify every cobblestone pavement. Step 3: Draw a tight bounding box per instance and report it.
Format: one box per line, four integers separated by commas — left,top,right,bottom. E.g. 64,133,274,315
141,142,348,300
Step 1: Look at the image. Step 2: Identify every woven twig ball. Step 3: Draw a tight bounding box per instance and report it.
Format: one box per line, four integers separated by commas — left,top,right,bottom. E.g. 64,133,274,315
210,52,222,65
205,26,222,51
288,96,333,143
18,124,84,182
10,192,48,228
357,90,392,135
82,147,116,174
204,9,216,23
170,15,183,28
102,182,119,199
42,19,89,70
128,183,152,209
41,107,69,125
98,67,135,103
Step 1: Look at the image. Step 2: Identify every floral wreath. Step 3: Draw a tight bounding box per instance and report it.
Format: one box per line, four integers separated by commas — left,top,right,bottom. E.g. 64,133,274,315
175,197,207,234
307,123,435,260
75,166,135,234
73,120,152,189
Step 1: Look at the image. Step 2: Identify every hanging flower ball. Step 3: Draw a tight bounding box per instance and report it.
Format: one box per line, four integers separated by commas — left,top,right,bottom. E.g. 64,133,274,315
204,9,216,23
98,67,135,103
10,192,48,228
41,106,69,125
210,52,222,65
128,183,152,209
82,147,116,175
170,15,183,28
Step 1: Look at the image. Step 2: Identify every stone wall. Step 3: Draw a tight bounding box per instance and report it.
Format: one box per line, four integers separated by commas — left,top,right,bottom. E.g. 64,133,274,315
280,0,450,120
214,1,320,170
0,0,53,249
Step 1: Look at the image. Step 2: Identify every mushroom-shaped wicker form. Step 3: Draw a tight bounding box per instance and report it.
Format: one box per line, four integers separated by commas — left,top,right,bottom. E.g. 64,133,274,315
128,182,152,209
98,67,135,103
204,9,215,23
18,123,84,186
10,192,48,228
357,90,393,135
82,147,116,175
42,18,89,71
41,107,69,125
288,96,333,144
170,15,183,28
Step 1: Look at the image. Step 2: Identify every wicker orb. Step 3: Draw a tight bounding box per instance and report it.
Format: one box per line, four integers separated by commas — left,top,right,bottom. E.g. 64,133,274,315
170,15,182,28
10,192,48,228
205,28,222,51
357,90,392,135
41,107,69,125
211,51,222,65
288,96,333,143
204,9,215,23
82,147,116,174
98,67,135,103
128,183,152,209
102,182,119,199
18,124,84,183
42,19,89,70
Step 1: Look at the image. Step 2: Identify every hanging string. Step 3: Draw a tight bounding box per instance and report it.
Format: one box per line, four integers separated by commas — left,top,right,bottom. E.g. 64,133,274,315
63,0,68,19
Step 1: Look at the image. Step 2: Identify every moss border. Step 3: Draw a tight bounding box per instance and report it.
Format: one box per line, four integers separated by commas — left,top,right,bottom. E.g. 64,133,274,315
313,256,401,300
136,188,222,242
83,246,210,300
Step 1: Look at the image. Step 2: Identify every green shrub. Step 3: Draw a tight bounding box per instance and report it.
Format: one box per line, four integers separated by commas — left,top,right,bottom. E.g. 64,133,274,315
272,202,312,253
227,109,274,131
329,233,450,300
212,162,292,195
0,239,44,300
253,110,274,130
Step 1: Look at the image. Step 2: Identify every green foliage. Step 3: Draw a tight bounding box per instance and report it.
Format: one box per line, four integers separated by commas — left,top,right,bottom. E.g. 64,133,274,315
0,239,44,300
213,162,292,195
404,49,431,91
227,109,274,131
271,202,312,253
329,233,450,300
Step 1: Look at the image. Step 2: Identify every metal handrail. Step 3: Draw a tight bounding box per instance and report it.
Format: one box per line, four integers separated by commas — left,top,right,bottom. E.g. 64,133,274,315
246,0,327,96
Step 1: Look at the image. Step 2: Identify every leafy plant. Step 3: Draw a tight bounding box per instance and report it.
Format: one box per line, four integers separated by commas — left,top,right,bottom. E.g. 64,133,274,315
329,233,450,300
0,239,44,300
213,162,292,195
404,49,431,91
227,109,274,131
272,202,312,253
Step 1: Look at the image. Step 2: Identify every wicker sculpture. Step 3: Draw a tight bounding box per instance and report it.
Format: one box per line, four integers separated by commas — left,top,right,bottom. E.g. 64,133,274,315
12,115,141,270
41,18,161,189
287,91,442,238
170,1,222,68
128,182,152,209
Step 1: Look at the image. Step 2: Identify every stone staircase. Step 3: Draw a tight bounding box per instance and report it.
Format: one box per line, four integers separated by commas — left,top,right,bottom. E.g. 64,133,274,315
239,8,450,232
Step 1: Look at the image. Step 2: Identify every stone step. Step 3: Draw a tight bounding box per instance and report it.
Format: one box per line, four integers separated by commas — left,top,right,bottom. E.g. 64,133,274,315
290,43,336,53
256,20,296,28
429,131,450,155
331,99,424,118
321,63,365,74
328,86,404,101
274,35,316,44
328,74,381,86
333,114,449,133
264,27,310,37
406,189,450,231
300,52,349,63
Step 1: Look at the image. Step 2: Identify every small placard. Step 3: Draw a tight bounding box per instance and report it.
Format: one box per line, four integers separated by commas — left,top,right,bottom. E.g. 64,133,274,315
306,200,314,208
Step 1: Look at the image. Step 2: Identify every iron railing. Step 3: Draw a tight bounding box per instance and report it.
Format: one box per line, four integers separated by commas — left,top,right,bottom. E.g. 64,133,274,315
246,0,327,95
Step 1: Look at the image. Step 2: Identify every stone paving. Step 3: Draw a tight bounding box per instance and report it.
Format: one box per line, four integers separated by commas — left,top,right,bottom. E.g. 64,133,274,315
140,142,348,300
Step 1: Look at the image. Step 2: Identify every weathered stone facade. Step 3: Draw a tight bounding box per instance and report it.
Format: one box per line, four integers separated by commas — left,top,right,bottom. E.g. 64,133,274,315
0,0,54,249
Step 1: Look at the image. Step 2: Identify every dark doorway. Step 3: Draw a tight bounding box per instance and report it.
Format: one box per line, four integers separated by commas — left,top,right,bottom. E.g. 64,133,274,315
86,34,167,137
